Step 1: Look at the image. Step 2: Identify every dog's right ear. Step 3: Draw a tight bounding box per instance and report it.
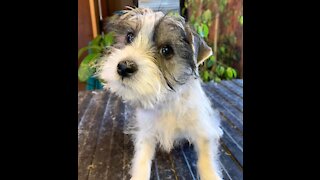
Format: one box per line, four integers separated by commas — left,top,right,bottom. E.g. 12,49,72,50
185,25,213,67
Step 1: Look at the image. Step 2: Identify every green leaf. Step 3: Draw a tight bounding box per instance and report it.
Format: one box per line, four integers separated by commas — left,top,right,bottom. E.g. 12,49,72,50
103,32,114,47
91,35,102,46
207,57,214,68
219,0,228,12
220,46,226,54
226,67,233,79
181,7,186,15
216,66,225,76
168,11,180,18
193,22,199,30
190,14,195,24
232,68,237,78
202,9,212,23
203,70,210,82
78,45,102,59
239,15,243,25
214,76,221,83
202,24,209,38
78,53,101,82
210,55,215,62
184,1,188,8
209,71,215,80
197,25,204,38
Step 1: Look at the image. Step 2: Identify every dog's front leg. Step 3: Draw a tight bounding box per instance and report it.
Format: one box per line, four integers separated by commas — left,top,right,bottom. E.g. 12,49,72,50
130,135,156,180
195,137,222,180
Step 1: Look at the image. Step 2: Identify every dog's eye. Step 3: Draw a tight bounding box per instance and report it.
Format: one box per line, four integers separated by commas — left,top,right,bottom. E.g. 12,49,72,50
160,45,174,59
126,32,134,44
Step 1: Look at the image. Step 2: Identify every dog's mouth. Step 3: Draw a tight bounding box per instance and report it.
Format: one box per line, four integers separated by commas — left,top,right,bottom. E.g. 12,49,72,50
119,80,132,90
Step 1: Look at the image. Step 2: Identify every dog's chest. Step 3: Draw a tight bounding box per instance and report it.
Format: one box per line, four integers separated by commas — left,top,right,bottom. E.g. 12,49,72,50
136,92,199,151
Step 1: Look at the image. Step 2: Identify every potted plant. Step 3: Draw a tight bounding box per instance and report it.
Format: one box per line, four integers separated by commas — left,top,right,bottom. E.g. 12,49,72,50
78,32,114,89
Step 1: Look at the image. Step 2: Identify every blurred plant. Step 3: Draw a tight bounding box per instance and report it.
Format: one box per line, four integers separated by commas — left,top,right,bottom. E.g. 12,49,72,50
238,15,243,25
184,0,240,83
78,32,114,82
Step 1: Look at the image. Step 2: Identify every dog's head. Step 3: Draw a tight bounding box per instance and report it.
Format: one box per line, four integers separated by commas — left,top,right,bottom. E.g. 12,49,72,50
98,7,212,108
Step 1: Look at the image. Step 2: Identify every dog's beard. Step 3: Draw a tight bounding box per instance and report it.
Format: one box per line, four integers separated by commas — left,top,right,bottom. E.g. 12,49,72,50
97,46,170,109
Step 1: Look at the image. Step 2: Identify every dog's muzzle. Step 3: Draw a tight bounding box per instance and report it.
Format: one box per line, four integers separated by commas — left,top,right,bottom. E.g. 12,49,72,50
117,60,138,78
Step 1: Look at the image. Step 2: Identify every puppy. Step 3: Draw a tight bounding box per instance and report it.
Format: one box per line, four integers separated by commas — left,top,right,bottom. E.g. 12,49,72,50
97,7,223,180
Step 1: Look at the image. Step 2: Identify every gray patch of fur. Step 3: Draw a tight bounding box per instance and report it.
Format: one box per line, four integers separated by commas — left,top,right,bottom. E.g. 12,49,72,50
153,15,197,90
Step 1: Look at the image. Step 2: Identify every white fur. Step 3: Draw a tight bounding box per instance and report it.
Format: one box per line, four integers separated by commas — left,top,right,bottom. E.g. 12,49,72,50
98,8,223,180
99,10,168,109
132,79,223,180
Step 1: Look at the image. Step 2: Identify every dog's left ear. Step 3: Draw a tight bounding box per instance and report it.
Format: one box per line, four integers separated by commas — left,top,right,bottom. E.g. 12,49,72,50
185,25,213,66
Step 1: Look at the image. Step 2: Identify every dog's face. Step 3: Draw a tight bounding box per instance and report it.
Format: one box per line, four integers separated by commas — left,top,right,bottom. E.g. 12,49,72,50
98,7,212,108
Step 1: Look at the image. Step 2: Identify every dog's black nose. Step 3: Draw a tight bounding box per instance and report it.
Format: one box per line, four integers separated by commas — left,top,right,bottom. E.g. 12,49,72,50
117,60,138,78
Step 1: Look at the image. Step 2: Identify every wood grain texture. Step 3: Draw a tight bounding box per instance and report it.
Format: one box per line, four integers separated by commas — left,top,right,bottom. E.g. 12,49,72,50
78,80,243,180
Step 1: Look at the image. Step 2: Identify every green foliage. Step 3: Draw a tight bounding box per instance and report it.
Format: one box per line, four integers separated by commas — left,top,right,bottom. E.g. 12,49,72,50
186,0,240,83
195,23,209,39
207,55,215,68
202,9,212,23
78,1,242,84
238,15,243,25
103,32,115,46
219,0,228,12
218,34,241,65
78,53,101,82
78,32,114,82
167,11,181,18
78,45,102,59
216,65,225,76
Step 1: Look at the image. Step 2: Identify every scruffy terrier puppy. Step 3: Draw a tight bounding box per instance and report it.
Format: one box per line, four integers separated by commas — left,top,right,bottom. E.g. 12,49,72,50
98,7,223,180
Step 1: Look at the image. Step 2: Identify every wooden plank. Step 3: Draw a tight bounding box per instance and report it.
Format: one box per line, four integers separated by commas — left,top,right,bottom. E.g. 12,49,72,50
87,94,124,180
170,146,197,180
121,132,134,180
122,104,135,180
151,159,160,180
153,150,177,180
176,143,231,180
232,79,243,88
205,85,243,123
219,160,232,180
206,82,243,112
203,87,243,132
78,80,243,180
221,132,243,167
220,116,243,147
78,91,110,180
78,91,86,104
78,91,93,125
220,80,243,98
104,98,127,180
220,166,231,180
219,144,243,180
180,143,199,180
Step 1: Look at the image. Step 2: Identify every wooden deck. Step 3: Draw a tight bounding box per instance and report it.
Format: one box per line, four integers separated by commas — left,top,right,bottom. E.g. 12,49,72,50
78,79,243,180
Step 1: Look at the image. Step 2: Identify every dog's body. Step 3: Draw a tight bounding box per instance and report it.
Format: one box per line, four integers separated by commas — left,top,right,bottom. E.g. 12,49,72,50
98,7,223,180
